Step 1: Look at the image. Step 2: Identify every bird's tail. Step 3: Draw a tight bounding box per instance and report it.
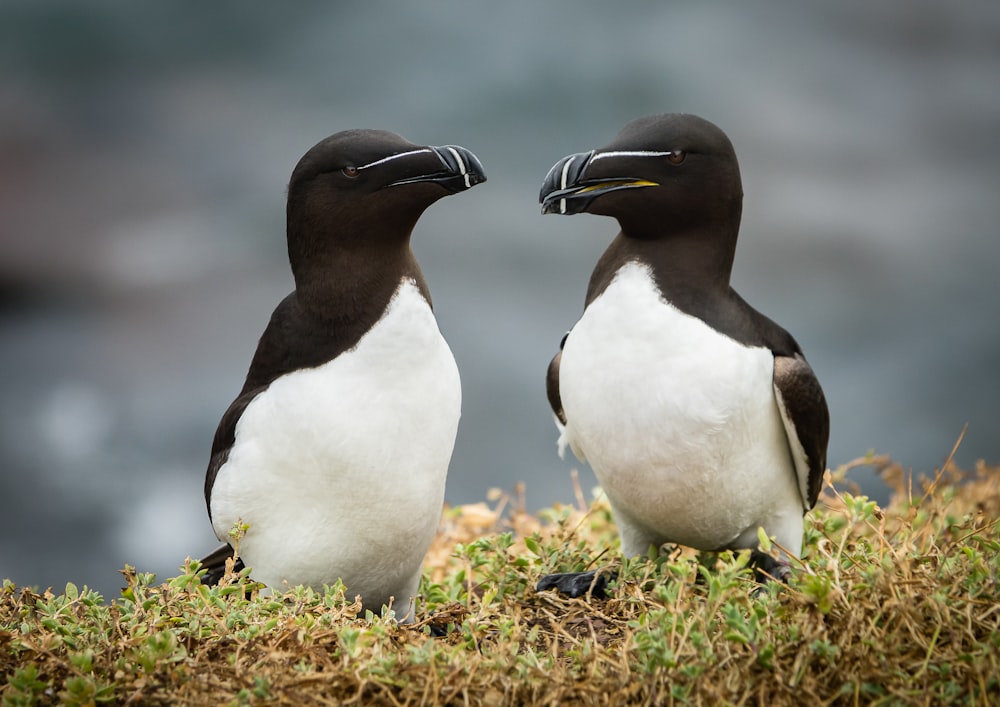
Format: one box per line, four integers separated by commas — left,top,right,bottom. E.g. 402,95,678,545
198,544,245,586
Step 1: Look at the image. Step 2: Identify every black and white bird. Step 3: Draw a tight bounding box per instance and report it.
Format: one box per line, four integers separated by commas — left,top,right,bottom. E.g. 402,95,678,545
200,130,485,620
536,114,829,596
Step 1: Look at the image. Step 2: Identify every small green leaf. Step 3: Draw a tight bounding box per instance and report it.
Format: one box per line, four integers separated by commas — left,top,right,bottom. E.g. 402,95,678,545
524,535,540,555
757,527,772,553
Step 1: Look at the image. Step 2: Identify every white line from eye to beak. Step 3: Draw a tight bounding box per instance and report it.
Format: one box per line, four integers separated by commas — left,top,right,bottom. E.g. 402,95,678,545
589,150,673,162
358,148,434,170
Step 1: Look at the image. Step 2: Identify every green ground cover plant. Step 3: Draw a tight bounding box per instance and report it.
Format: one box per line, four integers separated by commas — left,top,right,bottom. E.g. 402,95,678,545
3,451,999,705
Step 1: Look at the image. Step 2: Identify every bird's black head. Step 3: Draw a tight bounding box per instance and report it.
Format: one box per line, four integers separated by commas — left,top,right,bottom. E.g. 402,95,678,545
539,114,742,240
282,129,485,313
290,130,485,199
288,129,485,241
285,129,485,289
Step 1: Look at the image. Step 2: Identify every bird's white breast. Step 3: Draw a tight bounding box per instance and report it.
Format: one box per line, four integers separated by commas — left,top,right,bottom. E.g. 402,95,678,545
210,279,461,603
559,261,801,554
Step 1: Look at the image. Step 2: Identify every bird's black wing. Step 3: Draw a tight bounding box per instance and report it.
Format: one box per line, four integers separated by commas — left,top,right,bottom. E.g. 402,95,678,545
203,288,396,516
546,351,566,425
716,290,830,511
546,332,570,425
203,390,261,516
203,293,302,515
772,352,829,509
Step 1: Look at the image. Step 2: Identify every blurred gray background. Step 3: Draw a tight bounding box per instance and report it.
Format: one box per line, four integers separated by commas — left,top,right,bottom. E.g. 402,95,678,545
2,1,998,599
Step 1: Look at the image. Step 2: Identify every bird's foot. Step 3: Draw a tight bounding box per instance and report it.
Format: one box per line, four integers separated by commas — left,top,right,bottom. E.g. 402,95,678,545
413,603,469,637
535,569,617,599
748,550,792,585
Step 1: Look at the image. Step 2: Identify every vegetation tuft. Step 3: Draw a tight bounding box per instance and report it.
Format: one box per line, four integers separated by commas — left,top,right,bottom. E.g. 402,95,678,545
3,454,999,705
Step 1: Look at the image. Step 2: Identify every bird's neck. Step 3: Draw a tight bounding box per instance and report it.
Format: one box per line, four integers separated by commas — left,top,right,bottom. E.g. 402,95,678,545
288,228,428,325
586,226,737,307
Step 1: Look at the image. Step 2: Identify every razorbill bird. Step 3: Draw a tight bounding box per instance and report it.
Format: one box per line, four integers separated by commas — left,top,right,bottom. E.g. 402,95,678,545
200,130,485,620
535,113,829,596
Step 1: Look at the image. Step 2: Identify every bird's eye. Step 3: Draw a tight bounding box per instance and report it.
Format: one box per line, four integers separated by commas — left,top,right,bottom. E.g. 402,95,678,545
341,165,359,178
667,150,686,165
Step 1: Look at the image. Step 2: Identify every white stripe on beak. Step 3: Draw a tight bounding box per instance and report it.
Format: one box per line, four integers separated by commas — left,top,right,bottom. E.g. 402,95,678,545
559,155,578,215
445,147,471,188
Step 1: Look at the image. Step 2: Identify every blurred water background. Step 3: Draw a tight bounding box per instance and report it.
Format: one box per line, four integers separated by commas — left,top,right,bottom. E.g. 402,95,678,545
2,1,998,599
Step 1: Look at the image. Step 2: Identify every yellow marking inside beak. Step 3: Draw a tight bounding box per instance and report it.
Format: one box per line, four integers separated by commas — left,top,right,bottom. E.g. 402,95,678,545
576,179,659,193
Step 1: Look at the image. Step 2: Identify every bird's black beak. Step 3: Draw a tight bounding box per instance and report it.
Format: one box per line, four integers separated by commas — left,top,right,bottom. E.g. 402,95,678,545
431,145,487,192
539,150,657,215
387,145,486,193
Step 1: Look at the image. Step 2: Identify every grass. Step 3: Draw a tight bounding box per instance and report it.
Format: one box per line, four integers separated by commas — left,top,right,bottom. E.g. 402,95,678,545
2,452,999,706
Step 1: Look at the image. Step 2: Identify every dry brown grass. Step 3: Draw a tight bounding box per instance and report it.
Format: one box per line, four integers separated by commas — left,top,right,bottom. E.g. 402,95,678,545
3,456,999,705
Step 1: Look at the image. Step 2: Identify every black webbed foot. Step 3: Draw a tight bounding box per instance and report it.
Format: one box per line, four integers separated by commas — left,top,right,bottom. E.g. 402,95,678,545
535,569,617,599
749,549,792,585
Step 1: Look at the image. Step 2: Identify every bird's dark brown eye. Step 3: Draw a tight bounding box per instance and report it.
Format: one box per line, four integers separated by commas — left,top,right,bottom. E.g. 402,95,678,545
667,150,686,165
341,165,359,178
